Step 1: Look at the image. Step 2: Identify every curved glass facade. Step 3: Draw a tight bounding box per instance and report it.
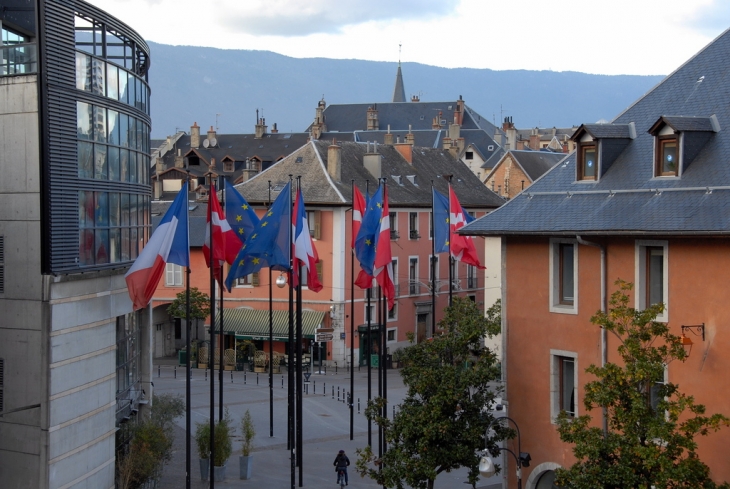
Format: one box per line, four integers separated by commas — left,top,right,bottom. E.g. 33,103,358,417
73,12,150,268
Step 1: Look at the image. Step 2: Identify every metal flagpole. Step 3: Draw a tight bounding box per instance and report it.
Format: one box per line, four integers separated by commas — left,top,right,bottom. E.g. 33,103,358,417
350,180,355,441
295,177,304,487
218,178,224,422
185,172,192,489
447,177,454,308
268,181,274,438
430,180,436,339
288,175,295,489
208,182,216,489
377,285,383,463
365,180,372,448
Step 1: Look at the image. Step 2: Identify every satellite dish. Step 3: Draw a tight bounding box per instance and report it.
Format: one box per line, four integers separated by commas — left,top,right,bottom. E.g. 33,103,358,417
203,139,210,148
210,137,217,147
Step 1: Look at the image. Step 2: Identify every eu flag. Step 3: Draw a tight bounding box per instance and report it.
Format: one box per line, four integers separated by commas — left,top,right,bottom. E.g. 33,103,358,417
432,188,450,254
225,182,291,291
354,184,383,276
224,180,259,246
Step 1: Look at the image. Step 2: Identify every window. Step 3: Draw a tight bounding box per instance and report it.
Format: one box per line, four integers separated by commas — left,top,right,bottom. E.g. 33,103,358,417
636,240,668,322
365,303,375,323
391,259,399,297
550,239,578,314
1,26,36,75
465,151,474,160
409,212,420,239
656,136,678,177
388,302,397,320
165,263,183,286
429,255,439,284
387,328,396,342
223,158,234,172
389,212,399,239
301,262,323,287
467,264,477,289
551,350,577,422
409,257,418,295
236,272,259,287
578,144,597,180
306,210,321,239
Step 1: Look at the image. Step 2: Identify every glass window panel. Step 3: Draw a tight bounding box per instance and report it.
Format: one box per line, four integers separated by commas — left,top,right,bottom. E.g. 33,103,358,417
93,106,106,143
96,229,109,264
124,45,133,70
75,52,91,91
78,190,94,228
137,153,145,183
661,140,678,174
121,193,130,226
110,228,121,263
107,109,119,145
120,149,129,182
130,194,138,226
95,192,109,227
94,144,107,180
91,58,105,96
129,152,137,183
136,118,144,151
109,193,120,226
135,77,142,110
583,146,596,178
108,146,120,181
130,227,138,259
560,243,574,304
648,248,664,306
106,63,118,100
128,116,136,148
118,113,129,147
78,141,93,178
127,74,136,108
79,229,95,266
121,227,130,261
76,101,92,139
560,358,575,415
118,69,128,104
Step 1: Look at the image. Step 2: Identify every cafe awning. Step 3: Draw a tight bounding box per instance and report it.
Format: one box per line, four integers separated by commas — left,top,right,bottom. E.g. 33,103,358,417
214,308,325,342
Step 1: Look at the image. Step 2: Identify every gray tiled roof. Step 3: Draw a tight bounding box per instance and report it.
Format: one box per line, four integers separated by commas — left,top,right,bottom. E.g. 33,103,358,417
575,123,634,140
234,140,504,209
508,151,566,181
463,28,730,237
652,116,717,133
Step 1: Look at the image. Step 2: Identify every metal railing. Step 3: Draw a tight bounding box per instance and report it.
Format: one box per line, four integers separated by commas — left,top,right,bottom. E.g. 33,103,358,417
1,43,37,76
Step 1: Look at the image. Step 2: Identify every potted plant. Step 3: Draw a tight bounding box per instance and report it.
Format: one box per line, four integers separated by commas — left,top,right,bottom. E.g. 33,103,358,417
239,409,256,479
391,348,402,369
194,410,233,481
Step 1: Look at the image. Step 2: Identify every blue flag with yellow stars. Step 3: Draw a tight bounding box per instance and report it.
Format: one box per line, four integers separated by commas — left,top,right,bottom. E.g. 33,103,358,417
354,184,383,276
432,188,450,254
224,180,259,247
225,181,291,291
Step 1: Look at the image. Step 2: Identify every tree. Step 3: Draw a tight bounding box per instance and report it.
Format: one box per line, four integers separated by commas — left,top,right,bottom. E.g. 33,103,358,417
356,297,508,489
555,279,729,489
167,286,210,320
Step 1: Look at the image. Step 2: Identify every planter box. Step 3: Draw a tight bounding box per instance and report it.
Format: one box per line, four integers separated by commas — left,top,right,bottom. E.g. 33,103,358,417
199,458,209,481
239,455,253,479
214,464,227,481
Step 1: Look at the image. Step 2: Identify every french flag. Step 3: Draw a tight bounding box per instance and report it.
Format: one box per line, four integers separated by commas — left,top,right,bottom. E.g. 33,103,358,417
373,186,395,310
292,188,323,292
203,183,241,277
125,187,189,311
449,186,485,269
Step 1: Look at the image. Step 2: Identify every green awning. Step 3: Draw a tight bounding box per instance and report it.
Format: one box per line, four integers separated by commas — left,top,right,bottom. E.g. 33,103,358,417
214,309,325,342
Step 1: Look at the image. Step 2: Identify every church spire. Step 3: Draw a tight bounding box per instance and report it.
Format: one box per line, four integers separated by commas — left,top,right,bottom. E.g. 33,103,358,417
392,43,406,103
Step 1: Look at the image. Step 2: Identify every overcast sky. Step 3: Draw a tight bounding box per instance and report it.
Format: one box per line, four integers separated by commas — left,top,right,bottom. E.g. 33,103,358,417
92,0,730,76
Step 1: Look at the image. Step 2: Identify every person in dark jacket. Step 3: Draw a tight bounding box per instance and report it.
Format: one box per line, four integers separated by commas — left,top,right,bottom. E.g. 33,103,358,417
333,449,350,485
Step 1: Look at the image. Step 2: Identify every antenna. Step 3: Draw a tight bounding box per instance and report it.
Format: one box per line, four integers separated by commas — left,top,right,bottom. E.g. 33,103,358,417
210,137,217,147
216,113,221,132
203,139,210,148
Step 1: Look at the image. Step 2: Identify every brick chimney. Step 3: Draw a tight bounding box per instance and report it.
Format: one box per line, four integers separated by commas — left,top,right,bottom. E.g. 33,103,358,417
255,116,267,139
207,126,216,144
411,94,420,102
454,95,464,126
327,139,341,181
503,117,517,150
174,148,184,168
363,141,382,179
394,141,413,164
432,111,444,129
405,124,415,145
191,122,200,149
271,123,279,134
384,125,394,145
367,105,379,130
529,128,540,150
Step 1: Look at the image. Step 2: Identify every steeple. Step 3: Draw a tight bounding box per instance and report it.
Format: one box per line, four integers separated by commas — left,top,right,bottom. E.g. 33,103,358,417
392,44,406,103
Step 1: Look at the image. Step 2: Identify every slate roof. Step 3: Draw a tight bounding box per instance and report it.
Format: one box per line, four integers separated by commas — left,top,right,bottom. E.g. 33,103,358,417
573,123,634,140
234,140,505,209
463,28,730,237
393,64,406,103
495,150,566,182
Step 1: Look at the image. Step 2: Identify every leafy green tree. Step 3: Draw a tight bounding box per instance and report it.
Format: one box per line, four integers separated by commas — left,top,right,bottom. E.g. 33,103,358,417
555,279,729,489
356,297,508,489
166,286,210,320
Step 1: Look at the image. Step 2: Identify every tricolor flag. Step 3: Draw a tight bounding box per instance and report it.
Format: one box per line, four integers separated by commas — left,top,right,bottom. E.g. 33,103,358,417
449,186,485,269
373,186,395,310
203,183,241,277
125,187,189,310
292,188,323,292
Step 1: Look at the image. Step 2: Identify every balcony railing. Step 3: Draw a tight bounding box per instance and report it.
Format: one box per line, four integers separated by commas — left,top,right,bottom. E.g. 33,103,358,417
1,43,37,76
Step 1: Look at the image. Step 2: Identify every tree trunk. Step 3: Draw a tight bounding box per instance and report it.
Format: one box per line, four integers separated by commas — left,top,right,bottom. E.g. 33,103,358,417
428,478,435,489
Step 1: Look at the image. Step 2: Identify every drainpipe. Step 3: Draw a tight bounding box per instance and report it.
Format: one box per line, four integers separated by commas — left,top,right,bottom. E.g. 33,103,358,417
576,235,608,434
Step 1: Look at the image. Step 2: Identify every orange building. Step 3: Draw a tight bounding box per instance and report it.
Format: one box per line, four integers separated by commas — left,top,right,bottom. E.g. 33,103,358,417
463,30,730,487
151,139,503,367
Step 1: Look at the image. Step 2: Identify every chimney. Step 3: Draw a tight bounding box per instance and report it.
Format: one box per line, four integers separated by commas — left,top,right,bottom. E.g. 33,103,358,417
367,105,379,130
529,128,540,150
255,117,267,139
155,156,164,173
271,123,279,134
448,121,460,141
493,128,503,148
405,124,415,145
502,116,514,132
191,122,200,149
432,111,443,129
454,95,464,126
327,139,342,181
411,94,420,102
363,141,382,179
384,125,394,145
207,125,216,143
174,148,184,168
394,142,413,164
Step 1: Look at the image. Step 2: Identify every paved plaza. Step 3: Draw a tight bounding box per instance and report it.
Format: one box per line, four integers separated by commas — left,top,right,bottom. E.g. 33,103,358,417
152,357,504,488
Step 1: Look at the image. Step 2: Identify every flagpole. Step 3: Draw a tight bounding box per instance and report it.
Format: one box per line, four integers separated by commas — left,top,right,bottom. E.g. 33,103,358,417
268,180,274,438
381,269,388,489
430,181,436,340
185,174,192,489
377,283,382,464
365,179,372,448
447,177,454,308
350,180,355,441
218,178,224,422
208,182,216,489
295,177,304,487
288,176,296,489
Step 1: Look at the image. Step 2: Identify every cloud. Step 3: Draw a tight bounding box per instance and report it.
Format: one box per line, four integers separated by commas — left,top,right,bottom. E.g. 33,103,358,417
683,0,730,36
214,0,460,37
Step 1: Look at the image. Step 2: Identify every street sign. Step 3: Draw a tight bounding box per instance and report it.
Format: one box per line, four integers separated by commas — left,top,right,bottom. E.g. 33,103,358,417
316,333,334,342
317,327,334,334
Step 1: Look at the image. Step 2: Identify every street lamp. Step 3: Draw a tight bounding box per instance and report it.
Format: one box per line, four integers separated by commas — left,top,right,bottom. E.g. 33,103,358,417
276,273,287,288
479,416,530,489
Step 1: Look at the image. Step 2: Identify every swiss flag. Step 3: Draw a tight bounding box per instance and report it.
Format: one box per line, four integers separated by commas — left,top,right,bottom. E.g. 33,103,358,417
204,183,242,280
352,185,366,249
449,186,485,269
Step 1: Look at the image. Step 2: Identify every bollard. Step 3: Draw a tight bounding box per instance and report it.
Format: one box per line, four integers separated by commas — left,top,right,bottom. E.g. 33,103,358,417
244,371,247,385
282,376,284,389
324,365,327,375
174,366,176,379
313,380,316,392
337,386,340,401
256,373,259,385
335,362,338,375
158,365,160,377
323,383,326,397
231,370,233,383
332,385,335,399
358,398,360,414
342,389,346,404
205,368,208,381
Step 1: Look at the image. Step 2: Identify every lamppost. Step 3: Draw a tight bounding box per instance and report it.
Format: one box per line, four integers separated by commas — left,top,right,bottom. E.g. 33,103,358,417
479,416,531,489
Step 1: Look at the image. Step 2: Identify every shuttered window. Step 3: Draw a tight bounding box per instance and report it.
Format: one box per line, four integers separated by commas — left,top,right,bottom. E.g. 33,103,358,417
165,263,183,286
307,210,321,240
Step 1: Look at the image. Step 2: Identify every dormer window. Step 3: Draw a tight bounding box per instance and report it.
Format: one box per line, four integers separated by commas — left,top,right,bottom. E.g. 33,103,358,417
223,157,234,173
649,115,719,178
578,144,597,180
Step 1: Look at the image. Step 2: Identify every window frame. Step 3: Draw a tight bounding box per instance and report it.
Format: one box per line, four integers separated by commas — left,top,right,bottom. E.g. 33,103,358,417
635,240,668,322
655,134,679,177
550,350,578,423
549,238,578,314
389,211,399,240
306,210,321,240
409,212,420,239
386,327,397,342
577,143,598,181
409,256,419,295
165,262,183,286
236,271,260,287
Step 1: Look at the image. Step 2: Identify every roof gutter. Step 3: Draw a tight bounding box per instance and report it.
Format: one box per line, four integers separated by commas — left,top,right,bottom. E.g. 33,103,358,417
576,235,608,435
